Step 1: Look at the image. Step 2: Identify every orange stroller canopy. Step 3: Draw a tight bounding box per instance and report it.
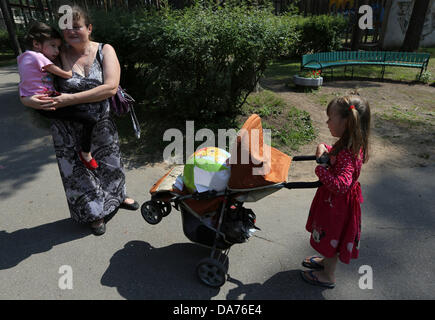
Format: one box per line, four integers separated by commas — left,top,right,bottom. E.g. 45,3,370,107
228,114,292,190
149,114,292,216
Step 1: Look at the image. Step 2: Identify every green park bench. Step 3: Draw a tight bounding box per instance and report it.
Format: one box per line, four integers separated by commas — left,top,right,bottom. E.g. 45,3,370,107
301,51,431,80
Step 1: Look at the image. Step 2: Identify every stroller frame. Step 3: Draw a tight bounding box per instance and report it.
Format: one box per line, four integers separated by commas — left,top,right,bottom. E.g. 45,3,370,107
141,155,325,287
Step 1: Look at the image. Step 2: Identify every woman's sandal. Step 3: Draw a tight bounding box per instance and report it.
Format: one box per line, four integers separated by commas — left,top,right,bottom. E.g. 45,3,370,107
90,220,106,236
300,270,335,289
119,198,139,211
302,256,324,270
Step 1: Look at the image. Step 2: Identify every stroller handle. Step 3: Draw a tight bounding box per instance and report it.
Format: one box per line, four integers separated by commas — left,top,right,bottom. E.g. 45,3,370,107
292,155,316,161
284,181,322,189
293,153,330,165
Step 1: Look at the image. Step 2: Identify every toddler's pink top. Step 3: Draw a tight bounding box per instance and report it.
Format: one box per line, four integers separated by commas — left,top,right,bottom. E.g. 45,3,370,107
17,50,55,97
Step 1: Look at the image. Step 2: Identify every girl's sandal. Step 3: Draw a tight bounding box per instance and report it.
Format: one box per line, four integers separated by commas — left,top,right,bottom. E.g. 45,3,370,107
302,256,324,270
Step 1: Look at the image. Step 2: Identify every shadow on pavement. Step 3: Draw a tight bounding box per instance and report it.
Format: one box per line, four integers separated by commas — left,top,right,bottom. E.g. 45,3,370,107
101,241,222,300
0,72,54,201
101,241,327,300
356,167,435,299
226,272,326,300
0,218,89,270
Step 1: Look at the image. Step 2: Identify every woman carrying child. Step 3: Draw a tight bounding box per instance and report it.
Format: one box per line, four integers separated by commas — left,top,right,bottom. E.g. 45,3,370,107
20,6,139,236
18,21,98,170
301,94,371,289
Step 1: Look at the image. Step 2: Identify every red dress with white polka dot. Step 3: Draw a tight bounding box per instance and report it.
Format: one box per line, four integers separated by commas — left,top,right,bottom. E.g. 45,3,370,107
305,144,364,264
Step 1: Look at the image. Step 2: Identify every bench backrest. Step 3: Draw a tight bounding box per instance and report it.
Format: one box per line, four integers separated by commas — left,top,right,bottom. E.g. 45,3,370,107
302,51,430,65
383,52,430,64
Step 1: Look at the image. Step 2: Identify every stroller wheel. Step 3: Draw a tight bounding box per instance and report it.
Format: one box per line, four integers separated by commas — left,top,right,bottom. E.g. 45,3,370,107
141,201,163,225
156,201,172,217
196,258,227,288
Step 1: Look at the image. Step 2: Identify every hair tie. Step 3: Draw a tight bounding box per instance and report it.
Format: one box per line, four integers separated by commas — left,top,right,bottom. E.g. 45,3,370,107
349,105,355,111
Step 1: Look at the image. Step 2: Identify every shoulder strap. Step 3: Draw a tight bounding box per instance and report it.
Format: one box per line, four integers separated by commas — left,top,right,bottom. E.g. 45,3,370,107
95,43,105,68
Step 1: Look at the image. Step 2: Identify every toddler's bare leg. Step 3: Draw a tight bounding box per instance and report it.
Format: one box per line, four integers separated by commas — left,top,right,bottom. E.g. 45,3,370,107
80,151,93,162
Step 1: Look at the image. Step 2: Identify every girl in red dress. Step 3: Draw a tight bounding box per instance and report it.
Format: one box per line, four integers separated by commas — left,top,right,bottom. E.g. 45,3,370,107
301,94,371,289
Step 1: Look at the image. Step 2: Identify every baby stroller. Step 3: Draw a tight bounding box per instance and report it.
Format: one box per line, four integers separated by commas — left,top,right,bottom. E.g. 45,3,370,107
140,114,325,287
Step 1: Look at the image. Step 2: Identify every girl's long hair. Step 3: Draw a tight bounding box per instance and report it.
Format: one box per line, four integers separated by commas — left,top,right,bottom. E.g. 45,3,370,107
25,21,62,49
327,94,371,163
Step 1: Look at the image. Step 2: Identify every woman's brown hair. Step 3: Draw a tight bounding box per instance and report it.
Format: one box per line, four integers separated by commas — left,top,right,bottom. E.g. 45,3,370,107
327,94,371,163
71,5,91,26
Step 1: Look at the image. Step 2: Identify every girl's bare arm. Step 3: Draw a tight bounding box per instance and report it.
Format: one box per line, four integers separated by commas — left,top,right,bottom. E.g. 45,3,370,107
51,44,120,108
43,64,73,79
20,95,56,110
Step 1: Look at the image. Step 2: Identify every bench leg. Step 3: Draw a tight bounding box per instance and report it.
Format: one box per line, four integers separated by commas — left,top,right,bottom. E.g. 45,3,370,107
381,65,385,81
418,67,424,80
352,66,354,79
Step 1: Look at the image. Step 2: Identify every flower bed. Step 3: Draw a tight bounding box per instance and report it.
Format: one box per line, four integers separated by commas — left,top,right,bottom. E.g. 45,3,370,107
293,70,323,87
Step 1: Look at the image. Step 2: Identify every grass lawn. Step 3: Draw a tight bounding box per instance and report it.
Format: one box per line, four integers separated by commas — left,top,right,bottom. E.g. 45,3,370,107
242,90,316,151
263,47,435,84
258,46,435,167
120,47,434,165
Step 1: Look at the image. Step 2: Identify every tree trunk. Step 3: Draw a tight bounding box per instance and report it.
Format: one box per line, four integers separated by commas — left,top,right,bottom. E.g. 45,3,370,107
0,0,22,56
351,0,365,51
401,0,431,52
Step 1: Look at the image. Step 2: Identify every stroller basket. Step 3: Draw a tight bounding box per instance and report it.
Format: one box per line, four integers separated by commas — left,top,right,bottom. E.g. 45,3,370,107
181,206,232,250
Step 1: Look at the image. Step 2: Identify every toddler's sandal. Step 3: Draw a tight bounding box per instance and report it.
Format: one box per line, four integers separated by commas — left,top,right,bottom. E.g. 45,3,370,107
79,152,98,170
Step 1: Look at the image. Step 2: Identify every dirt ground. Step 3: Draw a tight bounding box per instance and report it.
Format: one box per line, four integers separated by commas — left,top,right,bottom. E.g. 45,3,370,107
126,77,434,185
259,79,435,182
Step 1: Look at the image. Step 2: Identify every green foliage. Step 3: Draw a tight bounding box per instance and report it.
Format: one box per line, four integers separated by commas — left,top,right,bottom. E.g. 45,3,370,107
91,3,298,122
0,29,12,52
89,4,345,124
244,90,286,118
298,69,322,78
242,90,316,151
417,71,432,84
273,107,315,150
286,14,347,57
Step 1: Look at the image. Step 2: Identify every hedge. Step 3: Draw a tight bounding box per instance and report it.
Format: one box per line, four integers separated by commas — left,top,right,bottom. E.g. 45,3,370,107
92,4,300,121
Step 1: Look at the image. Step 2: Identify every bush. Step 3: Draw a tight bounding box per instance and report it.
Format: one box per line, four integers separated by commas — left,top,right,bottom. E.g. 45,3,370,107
417,71,432,84
281,14,347,57
91,3,299,122
89,4,345,123
0,29,12,52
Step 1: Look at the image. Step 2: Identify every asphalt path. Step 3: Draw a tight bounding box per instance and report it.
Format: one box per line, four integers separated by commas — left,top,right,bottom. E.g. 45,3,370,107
1,65,434,300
